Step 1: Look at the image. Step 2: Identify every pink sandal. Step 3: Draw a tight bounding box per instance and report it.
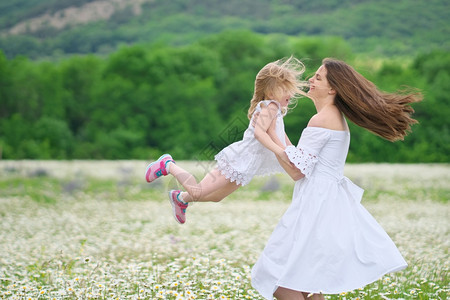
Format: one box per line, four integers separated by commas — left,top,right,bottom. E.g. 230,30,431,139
168,190,188,224
145,154,175,183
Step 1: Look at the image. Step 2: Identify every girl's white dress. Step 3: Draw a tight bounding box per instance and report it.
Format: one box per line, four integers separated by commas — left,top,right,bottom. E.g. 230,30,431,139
215,100,286,186
251,127,407,298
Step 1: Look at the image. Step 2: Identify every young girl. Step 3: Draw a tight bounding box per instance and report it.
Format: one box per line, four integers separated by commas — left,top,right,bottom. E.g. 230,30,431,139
251,58,423,300
145,56,308,224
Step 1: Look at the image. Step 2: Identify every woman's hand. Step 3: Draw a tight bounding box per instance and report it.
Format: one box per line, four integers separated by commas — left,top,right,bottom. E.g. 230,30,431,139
251,112,260,128
254,103,286,153
253,110,285,148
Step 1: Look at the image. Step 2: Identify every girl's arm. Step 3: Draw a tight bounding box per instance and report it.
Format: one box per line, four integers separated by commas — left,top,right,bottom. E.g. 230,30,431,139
253,103,285,156
267,122,292,147
267,118,286,148
284,133,293,146
266,122,303,181
275,153,304,181
254,104,304,181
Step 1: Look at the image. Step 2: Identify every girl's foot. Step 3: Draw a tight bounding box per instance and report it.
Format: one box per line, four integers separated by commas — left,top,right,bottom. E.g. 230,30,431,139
168,190,188,224
145,154,175,183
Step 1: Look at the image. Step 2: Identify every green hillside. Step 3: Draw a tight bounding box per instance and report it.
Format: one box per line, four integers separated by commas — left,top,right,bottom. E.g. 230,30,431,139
0,0,448,59
0,1,449,162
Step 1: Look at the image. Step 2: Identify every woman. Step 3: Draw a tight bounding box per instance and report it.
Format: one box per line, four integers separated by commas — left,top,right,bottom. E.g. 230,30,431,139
251,58,422,300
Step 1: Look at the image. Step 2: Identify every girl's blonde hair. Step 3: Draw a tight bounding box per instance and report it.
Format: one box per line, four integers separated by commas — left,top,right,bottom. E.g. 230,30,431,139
323,58,423,141
247,56,308,119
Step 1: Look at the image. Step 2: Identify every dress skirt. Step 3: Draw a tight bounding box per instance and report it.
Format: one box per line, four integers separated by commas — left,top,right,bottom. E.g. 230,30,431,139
251,175,407,298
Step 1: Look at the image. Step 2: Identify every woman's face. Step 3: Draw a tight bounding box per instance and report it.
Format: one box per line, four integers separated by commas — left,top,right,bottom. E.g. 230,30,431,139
308,65,333,100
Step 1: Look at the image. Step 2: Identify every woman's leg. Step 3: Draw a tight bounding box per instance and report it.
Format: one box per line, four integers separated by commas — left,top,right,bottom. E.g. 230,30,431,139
273,287,305,300
302,293,324,300
273,287,324,300
168,163,239,202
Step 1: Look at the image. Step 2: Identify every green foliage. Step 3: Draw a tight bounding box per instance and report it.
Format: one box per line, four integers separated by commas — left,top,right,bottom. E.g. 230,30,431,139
0,0,448,59
0,32,448,162
365,49,450,163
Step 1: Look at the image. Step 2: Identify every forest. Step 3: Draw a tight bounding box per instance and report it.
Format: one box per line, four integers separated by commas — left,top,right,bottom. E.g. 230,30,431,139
0,0,449,162
0,31,449,162
0,0,448,59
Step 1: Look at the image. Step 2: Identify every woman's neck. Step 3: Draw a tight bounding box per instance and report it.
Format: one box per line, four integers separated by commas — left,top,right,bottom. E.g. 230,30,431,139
314,96,335,113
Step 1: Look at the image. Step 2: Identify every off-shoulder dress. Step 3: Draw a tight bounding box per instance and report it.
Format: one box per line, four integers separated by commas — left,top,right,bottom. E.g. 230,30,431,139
251,127,407,298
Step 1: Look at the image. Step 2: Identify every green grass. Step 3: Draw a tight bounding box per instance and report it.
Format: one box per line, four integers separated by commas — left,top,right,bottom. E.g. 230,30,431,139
0,161,448,299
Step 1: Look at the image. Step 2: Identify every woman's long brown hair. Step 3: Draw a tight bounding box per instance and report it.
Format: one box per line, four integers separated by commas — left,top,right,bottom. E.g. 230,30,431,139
323,58,423,141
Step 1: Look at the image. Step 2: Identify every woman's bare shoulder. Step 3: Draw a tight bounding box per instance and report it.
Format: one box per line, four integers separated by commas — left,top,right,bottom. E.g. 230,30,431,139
308,108,347,131
307,113,326,127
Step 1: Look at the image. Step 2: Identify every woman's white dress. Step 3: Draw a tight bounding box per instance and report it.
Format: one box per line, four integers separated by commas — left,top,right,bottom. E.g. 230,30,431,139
251,127,407,298
215,100,286,186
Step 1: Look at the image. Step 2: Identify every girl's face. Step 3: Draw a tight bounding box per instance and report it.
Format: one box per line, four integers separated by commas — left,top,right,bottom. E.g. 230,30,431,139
308,65,333,100
272,88,294,107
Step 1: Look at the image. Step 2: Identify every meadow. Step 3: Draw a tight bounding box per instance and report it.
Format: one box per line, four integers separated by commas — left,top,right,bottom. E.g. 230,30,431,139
0,161,448,300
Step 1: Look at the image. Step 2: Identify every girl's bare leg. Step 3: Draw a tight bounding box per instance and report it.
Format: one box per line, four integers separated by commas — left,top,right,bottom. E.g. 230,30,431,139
168,163,239,202
187,170,240,202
